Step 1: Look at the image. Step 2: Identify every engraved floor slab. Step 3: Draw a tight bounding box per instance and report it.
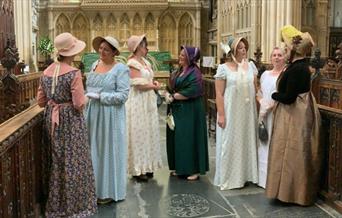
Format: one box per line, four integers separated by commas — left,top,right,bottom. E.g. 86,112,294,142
225,192,337,218
92,168,235,218
91,104,341,218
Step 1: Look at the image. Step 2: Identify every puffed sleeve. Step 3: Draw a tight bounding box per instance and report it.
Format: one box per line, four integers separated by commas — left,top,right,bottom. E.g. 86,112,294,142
214,64,226,80
99,65,130,105
37,77,47,107
71,70,86,110
249,61,258,76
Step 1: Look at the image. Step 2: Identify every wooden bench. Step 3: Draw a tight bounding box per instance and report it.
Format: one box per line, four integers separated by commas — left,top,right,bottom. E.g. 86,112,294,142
207,98,216,138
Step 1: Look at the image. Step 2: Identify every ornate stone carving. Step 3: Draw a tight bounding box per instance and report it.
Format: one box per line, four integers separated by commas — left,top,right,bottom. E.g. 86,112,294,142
159,13,177,56
145,13,155,40
56,13,71,35
0,38,19,72
73,13,89,50
80,0,168,9
41,0,201,58
179,13,194,46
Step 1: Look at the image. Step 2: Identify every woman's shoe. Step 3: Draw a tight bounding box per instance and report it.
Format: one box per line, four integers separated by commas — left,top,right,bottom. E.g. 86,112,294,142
146,172,154,178
187,174,199,181
133,174,148,182
170,171,177,176
97,198,113,205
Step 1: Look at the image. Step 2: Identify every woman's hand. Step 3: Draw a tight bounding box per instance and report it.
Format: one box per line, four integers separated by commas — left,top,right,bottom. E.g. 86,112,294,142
86,92,100,99
165,91,174,104
85,96,89,105
217,114,226,129
153,80,160,90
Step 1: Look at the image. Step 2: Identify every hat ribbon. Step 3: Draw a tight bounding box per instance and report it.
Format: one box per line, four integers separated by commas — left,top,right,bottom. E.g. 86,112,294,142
58,37,77,53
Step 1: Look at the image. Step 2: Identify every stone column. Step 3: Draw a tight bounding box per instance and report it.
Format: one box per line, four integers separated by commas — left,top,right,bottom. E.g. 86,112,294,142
14,0,33,71
260,0,302,61
261,0,268,61
316,0,329,57
196,7,201,47
250,0,260,59
216,0,222,64
291,0,302,28
48,10,54,40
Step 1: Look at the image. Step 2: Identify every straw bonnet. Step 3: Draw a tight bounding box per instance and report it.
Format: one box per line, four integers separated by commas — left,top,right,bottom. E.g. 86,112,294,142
54,32,85,57
230,37,249,56
127,34,146,52
180,45,200,66
92,36,121,55
220,36,249,56
281,25,314,55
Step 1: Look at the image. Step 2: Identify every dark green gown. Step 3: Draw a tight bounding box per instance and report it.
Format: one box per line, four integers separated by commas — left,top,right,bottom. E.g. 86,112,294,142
166,69,209,175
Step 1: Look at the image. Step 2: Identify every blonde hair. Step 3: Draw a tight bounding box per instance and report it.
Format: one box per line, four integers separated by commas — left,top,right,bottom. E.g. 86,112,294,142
270,47,285,58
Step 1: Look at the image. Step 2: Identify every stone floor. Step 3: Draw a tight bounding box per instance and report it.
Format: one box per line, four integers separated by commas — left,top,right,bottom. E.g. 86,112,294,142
91,104,341,218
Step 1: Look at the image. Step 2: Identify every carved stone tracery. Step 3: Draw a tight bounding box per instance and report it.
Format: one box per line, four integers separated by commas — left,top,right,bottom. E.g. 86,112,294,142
159,13,176,56
55,13,71,36
41,1,200,58
178,13,194,46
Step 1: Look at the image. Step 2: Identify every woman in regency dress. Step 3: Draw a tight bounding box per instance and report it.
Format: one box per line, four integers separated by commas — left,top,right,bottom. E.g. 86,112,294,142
126,34,163,182
214,37,259,190
165,46,209,181
266,25,322,206
37,32,97,217
256,47,286,188
85,36,130,203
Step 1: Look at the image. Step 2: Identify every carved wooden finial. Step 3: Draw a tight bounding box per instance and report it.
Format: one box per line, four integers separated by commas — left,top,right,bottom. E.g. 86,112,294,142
335,42,342,64
310,48,324,74
0,38,19,71
253,46,262,64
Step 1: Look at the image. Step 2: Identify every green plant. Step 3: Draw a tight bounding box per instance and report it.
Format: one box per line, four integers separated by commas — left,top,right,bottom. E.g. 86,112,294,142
38,36,54,59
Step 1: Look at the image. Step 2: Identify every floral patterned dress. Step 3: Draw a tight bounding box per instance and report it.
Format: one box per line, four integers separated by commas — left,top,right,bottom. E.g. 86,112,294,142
126,58,163,176
37,62,97,217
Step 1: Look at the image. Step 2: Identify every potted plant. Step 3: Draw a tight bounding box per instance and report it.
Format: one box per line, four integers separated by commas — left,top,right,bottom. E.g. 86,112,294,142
37,36,54,70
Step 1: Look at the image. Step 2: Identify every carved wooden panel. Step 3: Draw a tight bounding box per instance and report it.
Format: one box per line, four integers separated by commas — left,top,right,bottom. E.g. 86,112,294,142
0,0,15,59
328,118,342,200
316,79,342,109
0,106,46,217
329,27,342,58
0,147,18,217
318,105,342,213
0,72,41,123
322,59,339,79
0,80,4,123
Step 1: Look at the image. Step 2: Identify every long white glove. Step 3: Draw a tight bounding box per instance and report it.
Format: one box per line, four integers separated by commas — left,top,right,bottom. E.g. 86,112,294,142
259,98,273,120
85,92,100,99
164,91,174,104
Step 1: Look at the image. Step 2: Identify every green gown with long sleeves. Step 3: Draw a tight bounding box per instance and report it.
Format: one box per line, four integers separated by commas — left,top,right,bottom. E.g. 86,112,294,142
166,68,209,176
